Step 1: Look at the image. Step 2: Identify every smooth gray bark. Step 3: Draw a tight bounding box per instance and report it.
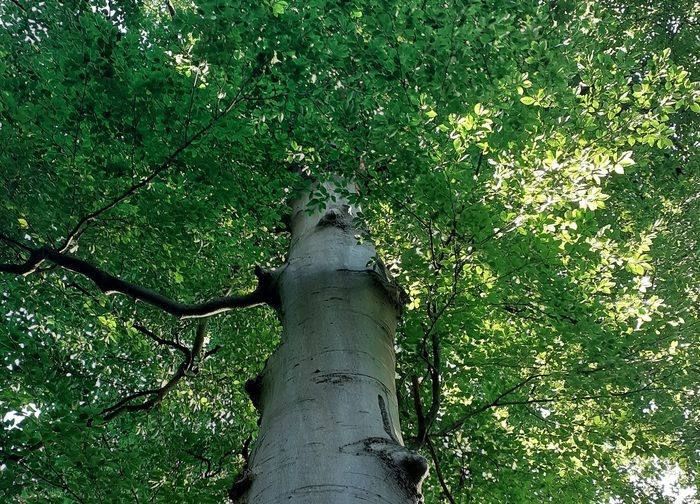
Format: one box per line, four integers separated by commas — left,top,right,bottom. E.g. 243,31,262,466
236,181,428,503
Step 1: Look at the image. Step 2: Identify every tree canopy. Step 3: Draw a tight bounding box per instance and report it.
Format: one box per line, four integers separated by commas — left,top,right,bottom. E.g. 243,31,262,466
1,0,699,502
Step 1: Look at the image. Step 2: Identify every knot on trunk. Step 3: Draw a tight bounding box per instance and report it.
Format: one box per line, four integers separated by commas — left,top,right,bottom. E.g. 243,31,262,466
369,259,409,314
253,265,281,310
244,373,264,413
341,437,429,501
317,205,351,230
228,469,254,503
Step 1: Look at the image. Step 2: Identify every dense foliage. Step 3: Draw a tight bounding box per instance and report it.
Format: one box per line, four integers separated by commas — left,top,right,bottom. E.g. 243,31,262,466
1,0,698,502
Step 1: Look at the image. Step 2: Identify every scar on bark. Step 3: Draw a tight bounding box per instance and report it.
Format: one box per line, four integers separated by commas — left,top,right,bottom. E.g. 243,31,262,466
378,394,400,443
377,394,428,491
370,258,409,313
376,393,429,497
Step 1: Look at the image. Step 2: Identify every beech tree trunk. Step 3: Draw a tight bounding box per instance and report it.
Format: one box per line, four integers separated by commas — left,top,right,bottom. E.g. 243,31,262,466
233,180,428,503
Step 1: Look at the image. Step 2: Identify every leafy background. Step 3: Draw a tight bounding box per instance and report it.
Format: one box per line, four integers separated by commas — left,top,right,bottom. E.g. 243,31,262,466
0,0,698,502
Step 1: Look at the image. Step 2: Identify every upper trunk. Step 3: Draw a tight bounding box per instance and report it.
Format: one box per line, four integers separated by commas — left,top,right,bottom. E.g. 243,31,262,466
234,179,428,503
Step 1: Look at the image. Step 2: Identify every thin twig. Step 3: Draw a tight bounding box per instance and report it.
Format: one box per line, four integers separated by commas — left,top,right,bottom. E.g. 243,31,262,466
426,438,456,504
132,323,190,358
9,0,26,12
57,58,264,254
436,377,678,436
0,231,32,251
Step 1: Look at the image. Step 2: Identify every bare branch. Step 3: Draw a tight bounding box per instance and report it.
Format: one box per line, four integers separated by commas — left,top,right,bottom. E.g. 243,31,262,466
100,320,208,420
100,387,166,418
98,294,236,422
18,460,86,504
435,377,688,437
0,247,277,318
411,375,427,444
165,0,176,18
355,169,430,231
64,282,193,358
186,450,214,478
203,345,223,360
0,441,43,465
189,318,209,365
424,330,442,428
414,258,466,446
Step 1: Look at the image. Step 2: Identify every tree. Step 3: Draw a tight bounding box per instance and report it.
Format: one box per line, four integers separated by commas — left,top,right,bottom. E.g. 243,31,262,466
1,0,699,502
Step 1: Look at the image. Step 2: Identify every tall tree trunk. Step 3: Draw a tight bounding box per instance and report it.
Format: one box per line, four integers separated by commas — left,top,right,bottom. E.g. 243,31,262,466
233,180,428,503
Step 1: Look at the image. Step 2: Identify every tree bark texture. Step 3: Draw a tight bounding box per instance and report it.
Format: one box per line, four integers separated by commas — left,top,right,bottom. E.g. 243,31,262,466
237,181,428,503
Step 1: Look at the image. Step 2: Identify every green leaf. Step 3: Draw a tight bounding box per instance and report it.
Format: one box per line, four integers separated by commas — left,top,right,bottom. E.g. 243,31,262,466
272,1,288,16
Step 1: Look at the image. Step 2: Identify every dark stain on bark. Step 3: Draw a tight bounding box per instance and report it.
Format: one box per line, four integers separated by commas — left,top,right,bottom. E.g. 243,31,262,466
314,372,358,385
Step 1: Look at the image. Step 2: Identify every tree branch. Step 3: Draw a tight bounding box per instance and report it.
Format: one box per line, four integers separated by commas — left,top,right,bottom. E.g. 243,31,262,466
55,58,265,256
100,319,213,421
100,363,186,421
64,282,194,358
0,230,32,252
0,247,277,318
132,323,190,358
439,374,545,435
415,259,465,446
165,0,176,18
18,460,86,504
9,0,25,12
202,345,223,360
0,441,43,465
436,377,680,436
186,450,215,478
411,375,427,444
426,438,456,504
425,330,442,419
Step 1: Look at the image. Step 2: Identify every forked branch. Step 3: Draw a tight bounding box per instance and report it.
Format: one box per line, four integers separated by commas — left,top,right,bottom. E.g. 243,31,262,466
100,319,211,421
